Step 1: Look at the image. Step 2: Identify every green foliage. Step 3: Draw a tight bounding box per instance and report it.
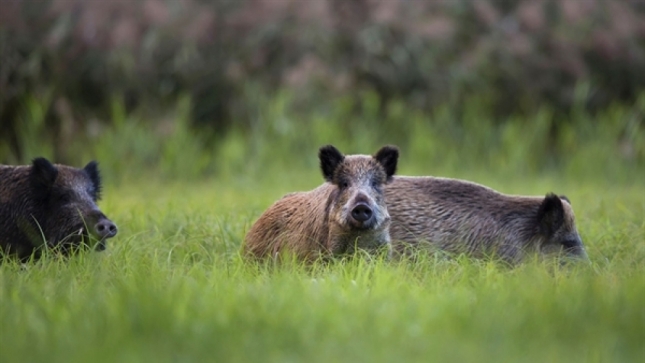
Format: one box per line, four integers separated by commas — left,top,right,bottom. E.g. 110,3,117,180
13,93,56,159
212,90,645,183
90,95,213,181
0,174,643,363
2,0,645,162
5,90,643,185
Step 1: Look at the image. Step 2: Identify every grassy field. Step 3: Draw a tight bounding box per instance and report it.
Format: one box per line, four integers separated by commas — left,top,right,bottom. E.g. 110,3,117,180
1,95,644,362
0,166,643,363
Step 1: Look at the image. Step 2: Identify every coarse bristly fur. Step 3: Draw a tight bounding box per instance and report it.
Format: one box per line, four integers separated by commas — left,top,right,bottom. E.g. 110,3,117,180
0,158,118,261
385,176,587,264
243,145,399,262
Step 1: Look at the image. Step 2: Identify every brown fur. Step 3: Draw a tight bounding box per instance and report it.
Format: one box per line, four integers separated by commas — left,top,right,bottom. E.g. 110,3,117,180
385,176,586,263
243,145,399,262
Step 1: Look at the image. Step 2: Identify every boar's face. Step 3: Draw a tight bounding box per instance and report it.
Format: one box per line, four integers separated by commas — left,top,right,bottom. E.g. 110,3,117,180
319,145,399,254
536,193,587,261
30,158,117,254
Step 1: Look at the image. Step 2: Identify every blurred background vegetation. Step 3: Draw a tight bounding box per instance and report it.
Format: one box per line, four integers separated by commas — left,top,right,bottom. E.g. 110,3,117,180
1,0,643,182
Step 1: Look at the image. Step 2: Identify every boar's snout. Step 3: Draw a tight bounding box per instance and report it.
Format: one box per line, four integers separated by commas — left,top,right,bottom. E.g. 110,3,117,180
94,217,118,239
565,241,588,261
351,203,373,223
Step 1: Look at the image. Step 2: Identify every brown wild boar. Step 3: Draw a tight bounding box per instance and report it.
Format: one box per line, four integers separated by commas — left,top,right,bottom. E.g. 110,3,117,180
243,145,399,261
0,158,118,261
385,176,587,264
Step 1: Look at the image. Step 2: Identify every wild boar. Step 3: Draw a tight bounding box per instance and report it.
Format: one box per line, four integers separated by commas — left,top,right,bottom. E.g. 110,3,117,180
386,176,586,264
0,158,117,261
244,145,399,262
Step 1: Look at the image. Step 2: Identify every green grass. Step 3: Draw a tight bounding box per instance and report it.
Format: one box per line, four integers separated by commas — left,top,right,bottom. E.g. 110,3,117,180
1,93,644,362
0,170,643,363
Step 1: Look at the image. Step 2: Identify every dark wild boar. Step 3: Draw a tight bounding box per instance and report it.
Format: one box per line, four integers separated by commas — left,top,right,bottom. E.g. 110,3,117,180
386,176,586,264
244,145,399,262
0,158,117,261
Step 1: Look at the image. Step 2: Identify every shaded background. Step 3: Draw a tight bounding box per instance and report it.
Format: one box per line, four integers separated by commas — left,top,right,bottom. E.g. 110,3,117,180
1,0,643,181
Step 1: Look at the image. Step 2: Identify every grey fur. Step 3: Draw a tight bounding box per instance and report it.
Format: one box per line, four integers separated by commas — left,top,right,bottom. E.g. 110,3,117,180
386,176,586,264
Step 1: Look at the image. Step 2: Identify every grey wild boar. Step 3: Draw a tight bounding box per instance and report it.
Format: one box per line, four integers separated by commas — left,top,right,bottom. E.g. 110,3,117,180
0,158,118,261
385,177,587,264
243,145,399,262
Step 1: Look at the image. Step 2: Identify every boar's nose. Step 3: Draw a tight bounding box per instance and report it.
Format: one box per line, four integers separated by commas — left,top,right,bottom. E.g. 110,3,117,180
95,219,118,239
351,203,373,222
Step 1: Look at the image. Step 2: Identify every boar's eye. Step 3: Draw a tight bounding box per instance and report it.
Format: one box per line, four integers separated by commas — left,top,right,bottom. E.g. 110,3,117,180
53,191,72,205
340,181,349,189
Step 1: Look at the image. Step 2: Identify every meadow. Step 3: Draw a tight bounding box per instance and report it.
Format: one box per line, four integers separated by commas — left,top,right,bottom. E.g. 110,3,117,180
0,96,644,363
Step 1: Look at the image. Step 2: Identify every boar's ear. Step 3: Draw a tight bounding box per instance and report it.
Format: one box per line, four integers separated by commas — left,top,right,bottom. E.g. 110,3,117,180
374,145,399,180
84,161,102,200
559,195,571,205
319,145,345,182
30,158,58,193
537,193,565,236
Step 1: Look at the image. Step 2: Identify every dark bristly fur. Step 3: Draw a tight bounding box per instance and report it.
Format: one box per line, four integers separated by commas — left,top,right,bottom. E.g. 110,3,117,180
386,176,587,264
243,145,399,262
0,158,117,261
